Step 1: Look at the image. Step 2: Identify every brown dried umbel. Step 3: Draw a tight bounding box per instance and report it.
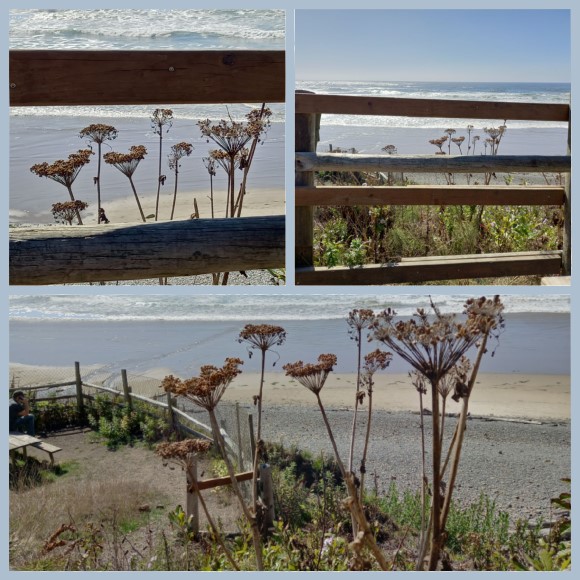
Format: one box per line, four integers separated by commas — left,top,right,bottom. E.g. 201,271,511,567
198,107,271,220
374,297,505,571
51,200,89,226
167,141,193,220
283,354,337,395
155,438,212,461
79,124,118,223
151,109,174,221
239,324,287,513
31,149,93,225
238,324,287,353
104,146,148,222
161,357,243,412
371,296,504,384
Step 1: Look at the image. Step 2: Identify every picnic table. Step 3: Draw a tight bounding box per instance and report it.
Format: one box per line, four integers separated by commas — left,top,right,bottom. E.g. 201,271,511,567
9,433,62,466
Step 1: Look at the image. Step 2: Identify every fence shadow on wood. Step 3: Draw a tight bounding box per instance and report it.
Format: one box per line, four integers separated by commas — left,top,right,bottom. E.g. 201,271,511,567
295,91,571,285
9,49,286,285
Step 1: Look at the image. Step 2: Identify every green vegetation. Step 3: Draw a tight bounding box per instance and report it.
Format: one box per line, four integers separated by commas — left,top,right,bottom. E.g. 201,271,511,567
86,394,170,449
11,442,569,571
314,202,562,271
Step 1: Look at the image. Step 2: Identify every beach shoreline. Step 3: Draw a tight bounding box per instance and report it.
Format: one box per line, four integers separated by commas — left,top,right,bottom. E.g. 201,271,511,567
9,363,570,423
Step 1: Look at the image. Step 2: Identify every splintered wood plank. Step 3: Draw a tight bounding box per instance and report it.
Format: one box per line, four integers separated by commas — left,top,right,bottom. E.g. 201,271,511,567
295,251,563,285
10,216,285,285
295,93,570,122
295,185,565,206
10,50,285,106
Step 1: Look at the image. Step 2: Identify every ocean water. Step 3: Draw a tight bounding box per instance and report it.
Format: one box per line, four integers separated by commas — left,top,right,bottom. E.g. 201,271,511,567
296,80,570,155
9,295,570,376
9,9,285,224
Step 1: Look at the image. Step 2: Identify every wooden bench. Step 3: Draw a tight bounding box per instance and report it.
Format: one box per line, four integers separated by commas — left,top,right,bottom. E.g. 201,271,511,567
9,434,62,466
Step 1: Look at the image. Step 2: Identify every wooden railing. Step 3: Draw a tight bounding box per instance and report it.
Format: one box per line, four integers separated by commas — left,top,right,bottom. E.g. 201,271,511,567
295,91,571,285
9,50,285,285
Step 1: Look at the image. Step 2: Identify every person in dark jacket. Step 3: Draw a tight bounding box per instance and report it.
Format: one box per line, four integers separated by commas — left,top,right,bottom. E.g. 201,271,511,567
9,391,35,436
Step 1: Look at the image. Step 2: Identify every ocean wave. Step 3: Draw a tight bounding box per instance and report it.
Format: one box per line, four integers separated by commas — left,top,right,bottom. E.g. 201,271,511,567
9,295,570,322
9,9,285,50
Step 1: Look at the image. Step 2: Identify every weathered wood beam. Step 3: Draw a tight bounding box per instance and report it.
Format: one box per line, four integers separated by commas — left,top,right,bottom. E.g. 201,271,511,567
10,216,285,285
296,153,571,174
296,185,565,207
195,470,254,492
295,251,562,285
10,50,285,106
295,92,570,122
295,93,320,268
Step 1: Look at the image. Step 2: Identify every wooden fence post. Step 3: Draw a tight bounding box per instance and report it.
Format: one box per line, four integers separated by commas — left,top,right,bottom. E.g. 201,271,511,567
259,464,275,531
295,90,320,268
235,402,244,470
121,369,132,410
186,453,200,535
248,414,256,462
74,362,84,419
562,108,571,275
166,392,176,432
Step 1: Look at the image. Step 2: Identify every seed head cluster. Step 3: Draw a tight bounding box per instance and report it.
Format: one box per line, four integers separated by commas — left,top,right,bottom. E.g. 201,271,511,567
30,149,93,186
168,142,194,171
79,123,118,144
155,438,212,461
197,107,272,156
371,296,504,383
104,145,148,177
238,324,287,352
283,354,337,395
161,357,243,411
346,309,376,343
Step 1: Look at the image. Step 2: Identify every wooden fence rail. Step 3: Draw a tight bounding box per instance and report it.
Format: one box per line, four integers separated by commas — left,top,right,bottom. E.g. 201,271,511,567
10,50,285,106
295,91,571,283
10,216,285,285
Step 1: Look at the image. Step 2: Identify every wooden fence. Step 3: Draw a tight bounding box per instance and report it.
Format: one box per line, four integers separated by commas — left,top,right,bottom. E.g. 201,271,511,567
9,50,285,284
11,362,245,465
12,362,271,532
295,91,571,285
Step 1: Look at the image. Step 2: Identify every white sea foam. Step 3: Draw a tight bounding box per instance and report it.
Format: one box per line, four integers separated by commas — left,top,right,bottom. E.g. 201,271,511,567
8,295,570,323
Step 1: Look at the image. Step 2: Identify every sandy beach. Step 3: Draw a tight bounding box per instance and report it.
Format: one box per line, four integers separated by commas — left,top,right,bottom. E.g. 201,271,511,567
228,372,570,422
10,363,570,423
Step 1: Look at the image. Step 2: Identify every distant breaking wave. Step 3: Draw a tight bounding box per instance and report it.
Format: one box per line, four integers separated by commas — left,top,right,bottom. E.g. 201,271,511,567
9,9,285,50
9,295,570,322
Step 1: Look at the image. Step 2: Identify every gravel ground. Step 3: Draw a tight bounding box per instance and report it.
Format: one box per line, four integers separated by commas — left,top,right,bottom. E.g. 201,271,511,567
261,406,570,525
70,270,282,286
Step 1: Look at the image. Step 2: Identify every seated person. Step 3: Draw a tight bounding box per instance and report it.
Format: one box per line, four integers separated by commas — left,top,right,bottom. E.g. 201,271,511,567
9,391,35,436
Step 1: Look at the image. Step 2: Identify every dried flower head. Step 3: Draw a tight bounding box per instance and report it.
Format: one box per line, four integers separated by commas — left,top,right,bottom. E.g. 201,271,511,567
103,145,147,177
346,309,376,343
203,156,217,177
381,144,397,155
238,324,287,353
51,200,89,225
361,349,392,391
79,123,118,145
31,149,93,187
151,108,173,135
197,107,272,157
283,354,337,395
161,357,243,411
371,297,504,383
155,438,212,461
168,142,193,171
437,356,471,400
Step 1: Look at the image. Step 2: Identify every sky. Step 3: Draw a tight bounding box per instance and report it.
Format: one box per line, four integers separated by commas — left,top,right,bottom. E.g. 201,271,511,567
295,9,571,83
